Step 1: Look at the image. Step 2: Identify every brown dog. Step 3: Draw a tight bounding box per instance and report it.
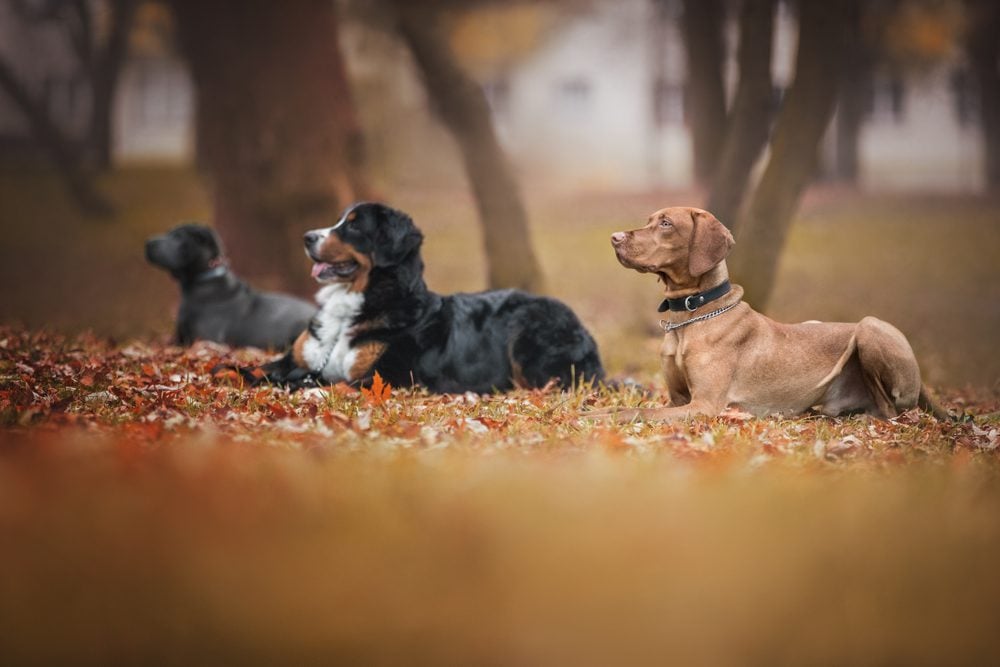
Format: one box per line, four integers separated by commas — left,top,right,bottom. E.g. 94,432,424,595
597,206,946,421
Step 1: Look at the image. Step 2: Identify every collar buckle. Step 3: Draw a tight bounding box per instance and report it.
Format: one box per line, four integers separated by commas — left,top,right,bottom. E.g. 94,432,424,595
684,295,703,312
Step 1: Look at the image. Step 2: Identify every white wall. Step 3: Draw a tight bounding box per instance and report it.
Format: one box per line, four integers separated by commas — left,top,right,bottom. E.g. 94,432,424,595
497,0,687,189
859,66,984,192
114,56,193,163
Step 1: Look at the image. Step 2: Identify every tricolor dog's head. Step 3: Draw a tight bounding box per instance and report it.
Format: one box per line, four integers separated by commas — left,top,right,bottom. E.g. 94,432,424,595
610,207,734,287
303,202,424,292
145,224,225,283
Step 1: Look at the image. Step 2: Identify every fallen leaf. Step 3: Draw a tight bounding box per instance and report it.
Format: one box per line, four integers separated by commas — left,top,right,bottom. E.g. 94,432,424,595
361,372,392,406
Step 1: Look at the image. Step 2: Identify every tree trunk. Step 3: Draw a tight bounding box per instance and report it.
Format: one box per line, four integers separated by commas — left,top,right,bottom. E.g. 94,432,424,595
681,0,728,184
705,0,775,230
391,2,543,293
833,8,871,184
88,0,136,171
170,0,369,295
966,0,1000,190
834,76,865,183
0,57,113,217
728,0,858,309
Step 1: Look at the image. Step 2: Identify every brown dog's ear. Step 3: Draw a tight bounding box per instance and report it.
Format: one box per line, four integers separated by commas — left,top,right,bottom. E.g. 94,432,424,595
688,209,735,277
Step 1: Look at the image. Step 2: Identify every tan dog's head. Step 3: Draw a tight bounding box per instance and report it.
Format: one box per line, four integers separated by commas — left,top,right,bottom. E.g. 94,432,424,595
610,207,734,287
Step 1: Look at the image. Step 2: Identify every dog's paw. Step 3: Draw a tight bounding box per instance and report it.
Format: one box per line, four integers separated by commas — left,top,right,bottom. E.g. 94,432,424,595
579,407,642,423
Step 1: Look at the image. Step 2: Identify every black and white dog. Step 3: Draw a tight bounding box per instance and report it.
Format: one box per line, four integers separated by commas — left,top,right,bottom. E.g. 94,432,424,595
250,203,605,393
145,224,316,349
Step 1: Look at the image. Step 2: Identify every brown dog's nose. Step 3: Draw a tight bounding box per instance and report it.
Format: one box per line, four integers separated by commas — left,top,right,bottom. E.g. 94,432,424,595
611,232,627,246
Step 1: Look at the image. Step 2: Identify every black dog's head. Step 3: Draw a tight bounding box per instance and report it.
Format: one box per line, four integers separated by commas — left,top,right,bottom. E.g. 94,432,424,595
303,202,424,292
145,224,225,283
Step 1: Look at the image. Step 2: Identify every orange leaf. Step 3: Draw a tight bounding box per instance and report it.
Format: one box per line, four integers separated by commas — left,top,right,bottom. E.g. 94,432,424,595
361,371,392,406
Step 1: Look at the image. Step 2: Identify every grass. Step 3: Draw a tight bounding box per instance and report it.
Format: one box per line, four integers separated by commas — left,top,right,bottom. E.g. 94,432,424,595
1,167,1000,664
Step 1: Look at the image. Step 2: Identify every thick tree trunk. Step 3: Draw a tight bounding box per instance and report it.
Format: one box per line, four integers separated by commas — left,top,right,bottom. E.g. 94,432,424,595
966,0,1000,190
170,0,369,295
88,0,136,171
681,0,728,184
728,0,858,309
392,2,543,293
0,57,113,217
706,0,775,230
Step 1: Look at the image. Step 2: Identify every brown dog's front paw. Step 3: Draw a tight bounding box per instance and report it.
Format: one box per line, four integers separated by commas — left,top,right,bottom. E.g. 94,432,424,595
580,407,642,423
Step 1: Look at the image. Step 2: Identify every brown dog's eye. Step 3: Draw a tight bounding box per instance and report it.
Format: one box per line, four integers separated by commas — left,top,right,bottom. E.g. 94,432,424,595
659,218,673,229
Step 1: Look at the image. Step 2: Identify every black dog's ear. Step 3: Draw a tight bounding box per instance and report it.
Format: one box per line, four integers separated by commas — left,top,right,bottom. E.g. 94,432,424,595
193,225,224,257
372,207,423,267
172,223,223,258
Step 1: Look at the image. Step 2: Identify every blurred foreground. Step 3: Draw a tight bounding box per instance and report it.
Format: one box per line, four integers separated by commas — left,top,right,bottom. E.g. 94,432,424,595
3,424,1000,665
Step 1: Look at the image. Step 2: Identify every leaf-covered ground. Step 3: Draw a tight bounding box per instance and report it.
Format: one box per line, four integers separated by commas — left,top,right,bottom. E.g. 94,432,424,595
3,326,1000,666
3,327,998,462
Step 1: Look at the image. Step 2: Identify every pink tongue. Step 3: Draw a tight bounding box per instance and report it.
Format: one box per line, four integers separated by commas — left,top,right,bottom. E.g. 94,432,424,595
311,262,331,278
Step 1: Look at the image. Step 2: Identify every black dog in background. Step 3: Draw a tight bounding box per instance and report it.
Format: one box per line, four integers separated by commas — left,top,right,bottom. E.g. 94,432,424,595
146,224,316,349
249,202,605,393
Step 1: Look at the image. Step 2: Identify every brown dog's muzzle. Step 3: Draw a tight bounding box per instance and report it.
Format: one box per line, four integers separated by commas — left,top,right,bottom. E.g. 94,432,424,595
610,229,648,271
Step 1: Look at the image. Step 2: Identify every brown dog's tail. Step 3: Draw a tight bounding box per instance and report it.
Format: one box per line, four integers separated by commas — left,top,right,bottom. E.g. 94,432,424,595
918,385,958,421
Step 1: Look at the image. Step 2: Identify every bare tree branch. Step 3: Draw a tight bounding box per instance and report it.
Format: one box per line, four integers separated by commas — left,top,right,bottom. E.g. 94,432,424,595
0,56,114,217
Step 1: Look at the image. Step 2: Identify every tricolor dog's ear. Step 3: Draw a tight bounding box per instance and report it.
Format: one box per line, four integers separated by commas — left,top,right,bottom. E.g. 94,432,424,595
688,209,734,277
372,206,424,267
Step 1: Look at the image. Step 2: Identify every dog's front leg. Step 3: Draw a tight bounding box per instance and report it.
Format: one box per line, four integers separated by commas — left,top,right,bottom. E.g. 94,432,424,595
584,353,734,422
174,322,193,346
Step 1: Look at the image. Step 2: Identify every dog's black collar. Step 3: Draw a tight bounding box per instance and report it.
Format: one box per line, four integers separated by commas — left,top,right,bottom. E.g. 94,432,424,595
658,280,732,313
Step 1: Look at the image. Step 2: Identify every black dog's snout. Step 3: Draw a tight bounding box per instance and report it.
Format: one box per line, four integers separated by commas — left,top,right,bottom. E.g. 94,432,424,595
303,231,321,248
144,237,161,262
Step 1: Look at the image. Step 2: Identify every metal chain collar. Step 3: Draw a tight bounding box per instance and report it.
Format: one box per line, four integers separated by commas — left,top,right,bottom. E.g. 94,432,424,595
659,301,741,333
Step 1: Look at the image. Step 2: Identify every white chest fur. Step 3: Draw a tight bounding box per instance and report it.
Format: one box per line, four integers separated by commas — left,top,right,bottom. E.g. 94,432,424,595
301,285,365,382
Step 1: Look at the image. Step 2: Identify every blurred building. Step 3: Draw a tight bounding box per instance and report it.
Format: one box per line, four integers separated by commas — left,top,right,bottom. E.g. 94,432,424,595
113,3,193,162
456,0,983,192
0,0,987,191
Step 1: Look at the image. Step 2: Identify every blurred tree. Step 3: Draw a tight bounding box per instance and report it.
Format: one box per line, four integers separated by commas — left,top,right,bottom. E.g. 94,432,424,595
832,6,873,184
389,0,544,292
0,0,136,215
170,0,370,294
705,0,775,229
964,0,1000,190
728,0,859,308
0,57,112,216
679,0,728,185
88,0,137,171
